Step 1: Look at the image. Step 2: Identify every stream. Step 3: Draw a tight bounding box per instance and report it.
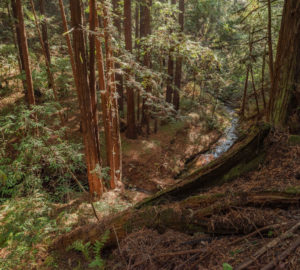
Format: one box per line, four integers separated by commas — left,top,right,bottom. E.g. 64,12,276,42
187,107,239,168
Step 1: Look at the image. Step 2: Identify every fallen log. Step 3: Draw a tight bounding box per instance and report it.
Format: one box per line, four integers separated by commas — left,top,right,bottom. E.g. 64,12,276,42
136,123,270,208
50,190,300,251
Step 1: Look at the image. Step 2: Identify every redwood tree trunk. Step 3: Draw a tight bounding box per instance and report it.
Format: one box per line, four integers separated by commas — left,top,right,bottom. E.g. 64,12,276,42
14,0,35,107
135,1,141,122
89,0,100,160
124,0,137,139
240,67,249,117
101,0,122,188
69,0,103,197
140,0,151,134
166,49,174,103
268,0,300,130
112,0,124,112
38,0,50,64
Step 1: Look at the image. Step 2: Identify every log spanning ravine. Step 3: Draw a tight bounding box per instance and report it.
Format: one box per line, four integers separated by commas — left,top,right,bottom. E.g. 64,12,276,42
51,122,275,251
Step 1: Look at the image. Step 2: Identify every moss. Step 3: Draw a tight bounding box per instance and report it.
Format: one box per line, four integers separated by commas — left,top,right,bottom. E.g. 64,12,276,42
183,193,225,204
285,186,300,194
221,152,265,183
288,135,300,146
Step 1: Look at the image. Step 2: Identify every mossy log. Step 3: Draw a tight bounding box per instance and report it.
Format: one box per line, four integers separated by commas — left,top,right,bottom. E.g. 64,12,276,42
51,190,300,251
136,124,270,208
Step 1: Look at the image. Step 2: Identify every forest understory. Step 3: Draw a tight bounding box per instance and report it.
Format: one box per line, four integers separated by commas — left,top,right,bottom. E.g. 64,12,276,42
1,0,300,269
55,131,300,270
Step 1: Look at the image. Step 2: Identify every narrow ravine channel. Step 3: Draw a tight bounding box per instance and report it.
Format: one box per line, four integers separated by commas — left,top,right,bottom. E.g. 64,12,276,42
182,106,239,172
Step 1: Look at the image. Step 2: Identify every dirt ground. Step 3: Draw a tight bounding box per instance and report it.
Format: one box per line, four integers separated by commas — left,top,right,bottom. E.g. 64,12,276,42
103,132,300,270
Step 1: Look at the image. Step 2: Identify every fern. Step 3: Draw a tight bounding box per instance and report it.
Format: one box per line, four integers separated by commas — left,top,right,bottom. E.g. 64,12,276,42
88,230,110,269
67,240,91,261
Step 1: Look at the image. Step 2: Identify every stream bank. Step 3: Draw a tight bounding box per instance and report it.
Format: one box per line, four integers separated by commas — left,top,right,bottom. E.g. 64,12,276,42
122,103,236,201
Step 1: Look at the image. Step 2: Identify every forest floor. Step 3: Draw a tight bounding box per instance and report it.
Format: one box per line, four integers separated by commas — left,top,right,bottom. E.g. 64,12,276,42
102,132,300,270
0,88,233,269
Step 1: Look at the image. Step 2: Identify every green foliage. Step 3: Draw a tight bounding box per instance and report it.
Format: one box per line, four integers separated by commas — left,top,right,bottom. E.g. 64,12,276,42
67,240,91,261
89,230,110,269
66,230,110,269
0,193,57,270
0,104,85,201
223,263,233,270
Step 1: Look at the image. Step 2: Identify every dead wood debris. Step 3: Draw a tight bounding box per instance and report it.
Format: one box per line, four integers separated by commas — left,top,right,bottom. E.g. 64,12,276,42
104,133,300,270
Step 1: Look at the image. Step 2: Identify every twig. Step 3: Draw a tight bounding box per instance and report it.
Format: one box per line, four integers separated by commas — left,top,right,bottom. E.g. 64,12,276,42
261,235,300,270
236,221,300,270
132,248,205,268
229,222,289,246
112,225,122,257
90,197,101,222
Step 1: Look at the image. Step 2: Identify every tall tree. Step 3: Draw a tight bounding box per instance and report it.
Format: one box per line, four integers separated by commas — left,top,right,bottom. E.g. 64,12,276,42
268,0,300,130
101,0,122,188
13,0,35,107
140,0,151,134
124,0,137,139
165,0,176,104
88,0,100,157
135,0,141,122
69,0,103,197
29,0,64,124
10,0,26,92
38,0,50,64
173,0,184,111
112,0,124,112
165,49,174,103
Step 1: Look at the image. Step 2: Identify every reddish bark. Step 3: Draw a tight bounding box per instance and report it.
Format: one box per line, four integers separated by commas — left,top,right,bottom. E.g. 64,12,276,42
112,0,124,112
101,1,122,188
38,0,50,64
15,0,35,107
69,0,103,197
124,0,137,139
11,0,26,92
140,0,151,134
89,0,101,161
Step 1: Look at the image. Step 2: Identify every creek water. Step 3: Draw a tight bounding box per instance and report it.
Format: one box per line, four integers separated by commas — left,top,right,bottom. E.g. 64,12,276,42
196,107,239,166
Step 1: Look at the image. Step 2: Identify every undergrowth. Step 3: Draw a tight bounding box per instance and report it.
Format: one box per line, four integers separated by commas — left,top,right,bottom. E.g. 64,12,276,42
0,104,86,201
0,193,57,270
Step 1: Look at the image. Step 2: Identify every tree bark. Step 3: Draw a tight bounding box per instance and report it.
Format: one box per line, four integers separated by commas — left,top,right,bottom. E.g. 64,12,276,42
140,0,151,134
135,1,141,123
240,67,249,117
101,0,122,188
69,0,103,197
250,66,260,114
261,44,267,110
93,1,112,170
166,49,174,103
137,124,270,208
10,0,26,93
38,0,50,64
124,0,137,139
29,0,64,124
112,0,124,112
14,0,35,107
88,0,101,161
268,0,300,130
51,184,299,252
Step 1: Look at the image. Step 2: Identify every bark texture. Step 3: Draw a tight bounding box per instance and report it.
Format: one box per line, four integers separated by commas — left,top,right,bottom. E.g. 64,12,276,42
14,0,36,107
124,0,137,139
69,0,103,196
268,0,300,130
